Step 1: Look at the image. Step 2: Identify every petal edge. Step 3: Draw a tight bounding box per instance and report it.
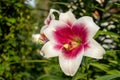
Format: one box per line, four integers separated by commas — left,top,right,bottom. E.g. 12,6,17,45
84,39,105,59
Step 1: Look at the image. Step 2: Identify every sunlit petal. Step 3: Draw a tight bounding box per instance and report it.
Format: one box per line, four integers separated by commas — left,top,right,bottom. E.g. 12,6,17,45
59,46,84,76
84,39,105,59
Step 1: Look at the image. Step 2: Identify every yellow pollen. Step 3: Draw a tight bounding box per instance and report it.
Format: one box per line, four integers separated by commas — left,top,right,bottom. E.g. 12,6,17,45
38,39,44,44
63,38,82,50
63,44,69,49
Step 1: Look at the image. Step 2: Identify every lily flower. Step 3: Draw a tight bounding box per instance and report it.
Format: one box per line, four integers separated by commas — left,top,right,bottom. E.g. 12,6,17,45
40,9,105,76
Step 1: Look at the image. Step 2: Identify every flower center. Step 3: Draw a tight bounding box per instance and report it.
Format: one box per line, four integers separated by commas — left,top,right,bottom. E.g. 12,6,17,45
63,38,81,51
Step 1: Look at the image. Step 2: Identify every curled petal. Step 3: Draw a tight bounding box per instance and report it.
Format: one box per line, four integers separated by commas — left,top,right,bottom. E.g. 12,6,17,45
59,10,76,26
59,46,84,76
44,13,55,25
40,9,60,34
84,39,105,59
40,41,60,58
74,16,99,39
44,9,60,25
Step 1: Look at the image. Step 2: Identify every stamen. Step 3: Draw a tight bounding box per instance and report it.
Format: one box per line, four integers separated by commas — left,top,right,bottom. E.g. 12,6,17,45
63,44,69,49
62,38,82,51
38,39,44,44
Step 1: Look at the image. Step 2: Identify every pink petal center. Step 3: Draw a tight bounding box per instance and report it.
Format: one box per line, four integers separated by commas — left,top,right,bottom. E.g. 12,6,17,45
54,23,89,59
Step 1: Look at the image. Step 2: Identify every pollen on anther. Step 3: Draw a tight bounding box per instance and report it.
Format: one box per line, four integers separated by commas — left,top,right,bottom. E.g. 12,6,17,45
63,44,69,49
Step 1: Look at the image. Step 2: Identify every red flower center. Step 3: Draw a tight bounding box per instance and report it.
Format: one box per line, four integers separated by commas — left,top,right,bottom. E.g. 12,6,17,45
54,23,89,59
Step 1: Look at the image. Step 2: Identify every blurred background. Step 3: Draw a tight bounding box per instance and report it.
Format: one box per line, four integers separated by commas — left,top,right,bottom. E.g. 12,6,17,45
0,0,120,80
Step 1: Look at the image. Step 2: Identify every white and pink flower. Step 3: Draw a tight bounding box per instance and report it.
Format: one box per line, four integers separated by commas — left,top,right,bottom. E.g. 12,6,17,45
40,9,105,76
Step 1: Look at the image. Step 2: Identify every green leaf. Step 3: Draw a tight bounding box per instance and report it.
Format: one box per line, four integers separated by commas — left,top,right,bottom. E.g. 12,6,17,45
115,3,120,6
108,60,118,64
107,70,120,74
95,74,120,80
7,18,16,23
90,63,109,72
106,50,119,60
95,30,119,42
0,77,5,80
15,3,23,7
74,73,87,80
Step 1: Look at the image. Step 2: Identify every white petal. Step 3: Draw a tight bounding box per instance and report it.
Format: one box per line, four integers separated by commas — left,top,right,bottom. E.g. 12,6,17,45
59,47,84,76
84,39,105,59
32,34,40,42
44,20,68,42
40,25,48,34
40,41,60,58
59,10,76,24
74,16,99,39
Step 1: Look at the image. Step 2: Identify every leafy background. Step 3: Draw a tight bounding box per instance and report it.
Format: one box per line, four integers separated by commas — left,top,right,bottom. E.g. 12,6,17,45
0,0,120,80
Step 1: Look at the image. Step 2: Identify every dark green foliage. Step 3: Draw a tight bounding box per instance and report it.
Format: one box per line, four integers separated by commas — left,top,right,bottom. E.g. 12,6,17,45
0,0,42,79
